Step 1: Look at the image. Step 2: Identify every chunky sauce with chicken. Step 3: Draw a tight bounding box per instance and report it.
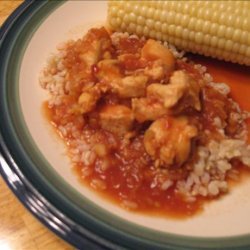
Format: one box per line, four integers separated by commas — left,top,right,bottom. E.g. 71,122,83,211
41,27,250,217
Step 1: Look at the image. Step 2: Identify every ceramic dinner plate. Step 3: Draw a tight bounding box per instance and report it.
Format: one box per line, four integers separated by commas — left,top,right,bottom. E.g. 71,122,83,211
1,1,250,249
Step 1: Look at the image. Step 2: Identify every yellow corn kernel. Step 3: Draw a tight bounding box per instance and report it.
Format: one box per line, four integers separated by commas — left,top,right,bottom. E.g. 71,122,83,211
108,0,250,66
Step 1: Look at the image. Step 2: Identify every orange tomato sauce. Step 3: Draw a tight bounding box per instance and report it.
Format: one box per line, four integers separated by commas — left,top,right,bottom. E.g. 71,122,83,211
190,55,250,111
190,55,250,143
75,56,250,219
44,49,250,218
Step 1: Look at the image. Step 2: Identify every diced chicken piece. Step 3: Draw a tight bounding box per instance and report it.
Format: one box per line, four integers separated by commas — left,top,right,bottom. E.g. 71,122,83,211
96,60,148,98
80,40,101,68
112,75,148,98
132,98,167,123
78,86,101,114
99,105,134,136
141,39,175,76
118,53,147,71
96,59,121,84
79,27,112,69
170,70,201,111
132,71,201,122
147,82,186,109
144,116,197,166
144,60,166,81
147,70,201,111
63,28,112,84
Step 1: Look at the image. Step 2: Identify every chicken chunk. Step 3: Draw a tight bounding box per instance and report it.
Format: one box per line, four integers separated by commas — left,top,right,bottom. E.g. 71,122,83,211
144,60,167,81
169,70,201,111
132,98,167,123
99,105,134,136
141,39,175,77
147,82,186,109
96,59,121,84
96,59,148,98
147,70,201,111
79,27,112,68
112,75,148,98
118,53,147,71
144,116,197,166
80,39,101,68
78,86,101,114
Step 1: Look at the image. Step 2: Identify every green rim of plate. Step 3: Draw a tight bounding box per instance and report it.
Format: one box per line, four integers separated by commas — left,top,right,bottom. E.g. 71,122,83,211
1,1,250,249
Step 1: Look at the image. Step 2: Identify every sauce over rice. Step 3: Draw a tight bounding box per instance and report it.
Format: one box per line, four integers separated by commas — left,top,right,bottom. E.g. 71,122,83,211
41,27,250,218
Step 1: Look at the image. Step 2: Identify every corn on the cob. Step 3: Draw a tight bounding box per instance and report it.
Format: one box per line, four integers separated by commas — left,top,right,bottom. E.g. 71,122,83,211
107,1,250,66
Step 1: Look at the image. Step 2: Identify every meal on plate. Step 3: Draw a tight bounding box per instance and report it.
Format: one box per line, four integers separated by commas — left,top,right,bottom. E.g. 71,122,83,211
39,1,250,217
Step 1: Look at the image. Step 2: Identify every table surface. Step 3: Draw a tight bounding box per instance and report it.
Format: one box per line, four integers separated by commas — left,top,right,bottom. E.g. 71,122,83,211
0,2,73,249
